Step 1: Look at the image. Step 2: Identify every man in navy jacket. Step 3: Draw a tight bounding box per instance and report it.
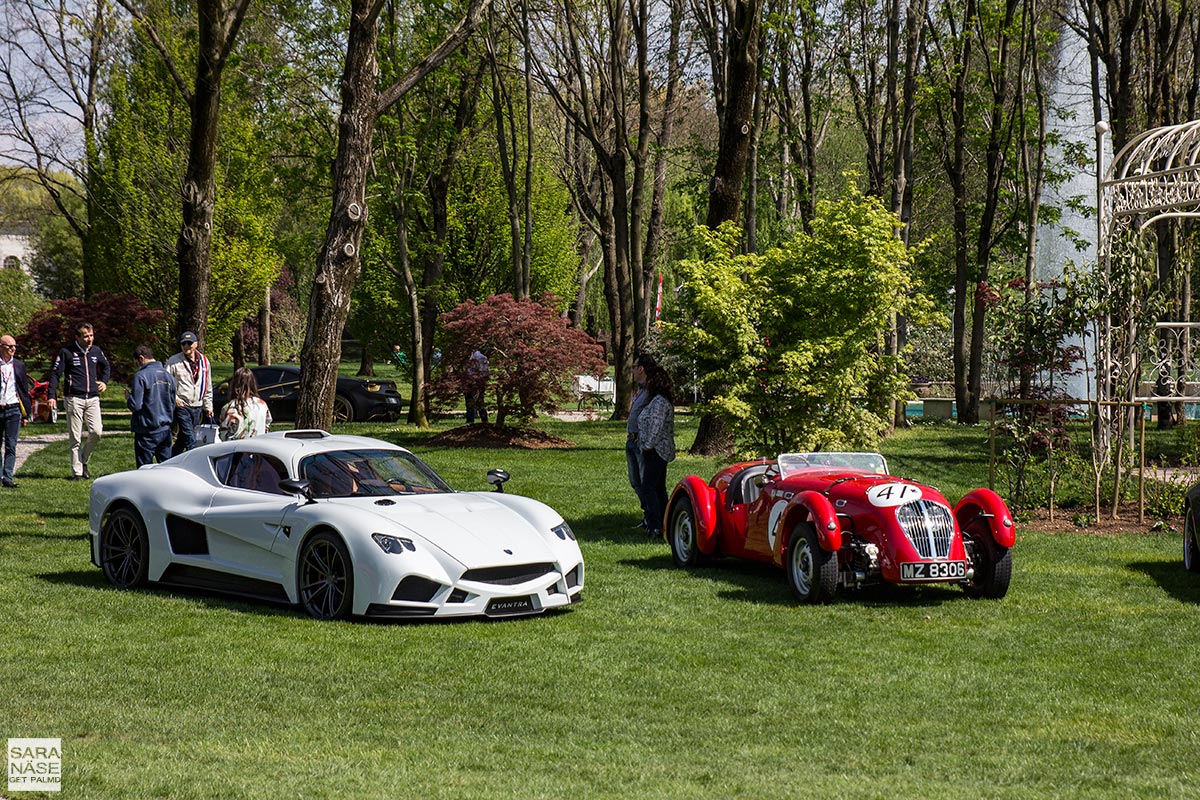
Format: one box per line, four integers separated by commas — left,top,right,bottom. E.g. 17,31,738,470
0,334,33,488
126,345,176,467
49,321,110,480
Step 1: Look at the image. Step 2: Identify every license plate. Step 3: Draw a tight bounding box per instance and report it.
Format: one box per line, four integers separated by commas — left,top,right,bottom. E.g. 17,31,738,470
900,561,967,581
485,595,536,616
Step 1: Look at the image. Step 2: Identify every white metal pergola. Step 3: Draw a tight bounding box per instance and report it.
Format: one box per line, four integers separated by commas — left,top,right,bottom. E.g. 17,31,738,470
1097,119,1200,408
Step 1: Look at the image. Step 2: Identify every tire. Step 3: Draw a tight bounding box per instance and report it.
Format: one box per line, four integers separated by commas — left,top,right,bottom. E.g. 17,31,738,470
298,531,354,620
669,495,703,567
786,522,837,604
1185,508,1200,574
100,507,150,589
333,394,355,424
963,524,1013,599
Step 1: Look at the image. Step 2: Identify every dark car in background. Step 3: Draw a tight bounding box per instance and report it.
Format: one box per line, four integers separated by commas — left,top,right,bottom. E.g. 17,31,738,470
214,365,405,423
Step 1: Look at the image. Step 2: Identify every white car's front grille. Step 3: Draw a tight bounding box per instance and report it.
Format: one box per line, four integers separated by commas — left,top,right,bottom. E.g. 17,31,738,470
896,500,955,559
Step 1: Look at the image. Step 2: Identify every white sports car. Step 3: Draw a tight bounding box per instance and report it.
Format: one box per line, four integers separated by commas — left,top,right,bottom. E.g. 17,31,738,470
88,431,584,620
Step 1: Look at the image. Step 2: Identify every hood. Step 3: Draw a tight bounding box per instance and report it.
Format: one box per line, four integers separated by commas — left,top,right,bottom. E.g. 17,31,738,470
326,492,560,566
816,472,953,514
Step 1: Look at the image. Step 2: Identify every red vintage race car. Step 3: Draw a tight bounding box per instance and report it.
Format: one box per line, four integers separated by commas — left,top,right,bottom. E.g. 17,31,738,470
666,452,1014,603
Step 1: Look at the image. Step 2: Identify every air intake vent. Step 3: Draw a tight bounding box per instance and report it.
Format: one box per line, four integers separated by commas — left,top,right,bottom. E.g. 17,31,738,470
896,500,955,559
284,430,330,439
460,563,555,586
392,576,443,602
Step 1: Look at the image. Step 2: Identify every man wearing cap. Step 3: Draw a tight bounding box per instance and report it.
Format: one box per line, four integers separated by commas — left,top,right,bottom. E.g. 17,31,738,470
165,331,213,455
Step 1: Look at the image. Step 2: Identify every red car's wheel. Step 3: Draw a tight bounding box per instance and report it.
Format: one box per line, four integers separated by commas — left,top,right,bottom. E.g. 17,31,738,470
963,523,1012,599
1185,508,1200,574
786,522,837,604
669,495,703,567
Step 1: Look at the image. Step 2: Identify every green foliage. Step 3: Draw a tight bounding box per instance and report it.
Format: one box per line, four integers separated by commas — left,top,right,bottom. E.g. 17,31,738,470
0,267,49,338
29,209,85,299
664,187,933,456
91,25,281,355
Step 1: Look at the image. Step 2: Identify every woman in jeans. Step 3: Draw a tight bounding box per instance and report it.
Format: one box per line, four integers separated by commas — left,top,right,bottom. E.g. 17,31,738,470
637,365,676,541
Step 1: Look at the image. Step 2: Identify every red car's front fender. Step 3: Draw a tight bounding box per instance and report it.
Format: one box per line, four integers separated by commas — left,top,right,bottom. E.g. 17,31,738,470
954,488,1016,549
669,476,719,554
783,490,842,552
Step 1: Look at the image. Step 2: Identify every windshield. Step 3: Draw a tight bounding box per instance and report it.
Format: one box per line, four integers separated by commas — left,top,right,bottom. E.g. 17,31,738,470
777,452,888,477
299,449,453,498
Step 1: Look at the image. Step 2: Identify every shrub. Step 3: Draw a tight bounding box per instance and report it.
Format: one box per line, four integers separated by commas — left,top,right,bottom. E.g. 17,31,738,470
428,293,606,426
22,293,166,382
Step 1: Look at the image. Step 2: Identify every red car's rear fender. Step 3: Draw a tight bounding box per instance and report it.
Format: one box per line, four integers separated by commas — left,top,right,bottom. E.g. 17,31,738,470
954,488,1016,549
782,490,841,553
669,476,719,554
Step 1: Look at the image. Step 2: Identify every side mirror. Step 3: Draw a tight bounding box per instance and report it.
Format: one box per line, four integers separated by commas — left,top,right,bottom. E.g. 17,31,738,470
486,468,510,493
279,478,314,503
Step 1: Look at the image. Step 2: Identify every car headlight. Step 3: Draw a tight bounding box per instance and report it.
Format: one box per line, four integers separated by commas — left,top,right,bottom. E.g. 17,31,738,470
372,533,416,554
552,522,576,541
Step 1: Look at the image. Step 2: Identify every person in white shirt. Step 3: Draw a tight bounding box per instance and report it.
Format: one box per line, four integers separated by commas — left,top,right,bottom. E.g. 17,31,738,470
0,334,32,488
218,367,272,440
165,331,213,454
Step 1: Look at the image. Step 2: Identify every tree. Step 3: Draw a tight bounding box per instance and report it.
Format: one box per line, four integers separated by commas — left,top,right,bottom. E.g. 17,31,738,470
663,188,933,456
295,0,489,432
0,0,117,296
0,268,49,341
525,0,687,416
428,293,606,426
21,292,165,379
117,0,253,342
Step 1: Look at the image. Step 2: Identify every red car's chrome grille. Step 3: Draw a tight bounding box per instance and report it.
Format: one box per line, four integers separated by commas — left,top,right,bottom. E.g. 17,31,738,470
896,500,955,559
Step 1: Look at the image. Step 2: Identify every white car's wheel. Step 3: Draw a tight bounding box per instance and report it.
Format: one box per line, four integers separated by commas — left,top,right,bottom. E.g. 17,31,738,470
100,507,149,589
786,522,836,603
1185,509,1200,574
299,531,354,620
669,495,702,567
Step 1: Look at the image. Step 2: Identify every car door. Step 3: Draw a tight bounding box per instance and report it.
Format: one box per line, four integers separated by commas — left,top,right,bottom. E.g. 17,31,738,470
254,367,298,421
202,451,295,582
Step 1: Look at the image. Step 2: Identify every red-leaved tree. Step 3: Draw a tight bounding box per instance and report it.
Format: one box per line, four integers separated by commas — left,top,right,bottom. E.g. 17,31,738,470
22,293,167,383
429,294,606,427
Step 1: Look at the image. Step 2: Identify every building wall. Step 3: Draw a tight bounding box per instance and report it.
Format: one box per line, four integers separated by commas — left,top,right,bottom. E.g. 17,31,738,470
0,233,32,274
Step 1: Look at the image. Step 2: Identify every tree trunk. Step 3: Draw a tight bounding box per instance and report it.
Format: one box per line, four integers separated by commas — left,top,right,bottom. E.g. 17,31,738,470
295,0,488,430
704,0,763,229
692,0,763,454
175,3,225,343
258,284,271,365
232,326,245,370
296,0,379,431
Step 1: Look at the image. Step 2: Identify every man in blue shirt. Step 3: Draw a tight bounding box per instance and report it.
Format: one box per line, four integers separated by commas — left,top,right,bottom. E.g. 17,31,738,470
126,344,176,467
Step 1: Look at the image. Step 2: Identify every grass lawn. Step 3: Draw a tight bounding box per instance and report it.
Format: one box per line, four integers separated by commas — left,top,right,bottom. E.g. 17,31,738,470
2,416,1199,798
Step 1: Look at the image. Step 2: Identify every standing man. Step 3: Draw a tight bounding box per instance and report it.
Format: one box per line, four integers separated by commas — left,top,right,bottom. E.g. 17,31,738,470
626,353,656,529
465,348,490,424
165,331,213,455
49,321,110,480
0,335,32,488
126,345,176,467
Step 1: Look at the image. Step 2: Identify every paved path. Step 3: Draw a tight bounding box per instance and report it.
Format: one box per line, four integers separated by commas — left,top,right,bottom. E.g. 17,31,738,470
12,431,70,474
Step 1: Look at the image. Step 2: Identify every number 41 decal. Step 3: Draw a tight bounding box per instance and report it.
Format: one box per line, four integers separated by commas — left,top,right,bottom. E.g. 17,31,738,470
866,482,923,508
